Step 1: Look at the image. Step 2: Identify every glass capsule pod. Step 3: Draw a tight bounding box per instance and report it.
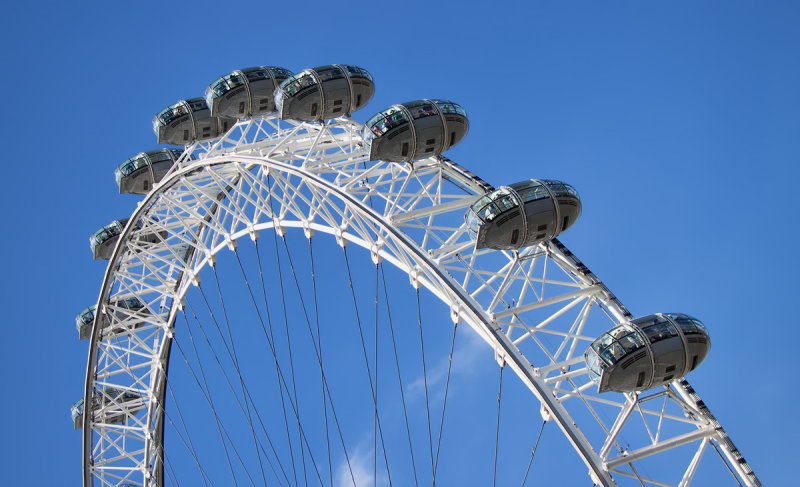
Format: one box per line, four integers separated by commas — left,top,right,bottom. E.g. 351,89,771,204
152,97,234,145
89,218,165,260
70,387,143,430
584,313,711,393
362,99,469,163
274,64,374,122
75,297,146,340
90,218,129,260
115,148,188,195
465,179,581,250
205,66,293,119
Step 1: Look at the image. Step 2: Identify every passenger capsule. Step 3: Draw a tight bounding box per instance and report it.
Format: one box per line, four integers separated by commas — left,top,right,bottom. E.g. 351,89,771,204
70,387,143,429
362,99,469,162
465,179,581,250
90,219,128,260
75,297,146,340
89,218,165,260
205,66,293,118
584,313,711,393
274,64,374,122
153,97,234,145
115,148,188,194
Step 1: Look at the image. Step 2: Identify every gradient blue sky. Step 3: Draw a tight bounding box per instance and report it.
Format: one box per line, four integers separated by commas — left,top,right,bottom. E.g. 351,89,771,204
1,1,797,485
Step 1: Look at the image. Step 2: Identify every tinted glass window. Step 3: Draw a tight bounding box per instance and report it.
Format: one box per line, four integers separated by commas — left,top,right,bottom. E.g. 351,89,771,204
642,320,679,343
365,106,409,136
281,72,317,97
404,100,438,120
344,65,373,81
269,67,294,80
315,65,344,82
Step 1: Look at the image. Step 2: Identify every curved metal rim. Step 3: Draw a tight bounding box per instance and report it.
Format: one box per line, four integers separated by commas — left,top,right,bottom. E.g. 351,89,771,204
82,115,759,487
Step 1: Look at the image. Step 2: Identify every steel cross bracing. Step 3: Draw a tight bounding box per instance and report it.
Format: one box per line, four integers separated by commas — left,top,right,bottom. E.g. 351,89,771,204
83,114,759,487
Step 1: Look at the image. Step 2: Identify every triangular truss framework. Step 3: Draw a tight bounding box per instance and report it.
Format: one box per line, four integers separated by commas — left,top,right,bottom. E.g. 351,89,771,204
82,115,758,486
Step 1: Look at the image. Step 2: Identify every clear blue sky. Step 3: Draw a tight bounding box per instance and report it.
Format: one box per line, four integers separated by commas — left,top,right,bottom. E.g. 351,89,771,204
1,1,797,485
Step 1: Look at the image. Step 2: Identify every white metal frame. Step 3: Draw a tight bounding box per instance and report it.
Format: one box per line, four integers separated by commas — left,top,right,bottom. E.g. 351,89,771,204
82,115,759,486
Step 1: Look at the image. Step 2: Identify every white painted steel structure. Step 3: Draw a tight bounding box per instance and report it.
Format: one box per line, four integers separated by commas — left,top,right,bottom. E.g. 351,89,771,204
82,114,759,486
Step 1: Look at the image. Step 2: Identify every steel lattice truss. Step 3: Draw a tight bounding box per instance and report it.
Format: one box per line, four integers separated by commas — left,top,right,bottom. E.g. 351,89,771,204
83,115,759,486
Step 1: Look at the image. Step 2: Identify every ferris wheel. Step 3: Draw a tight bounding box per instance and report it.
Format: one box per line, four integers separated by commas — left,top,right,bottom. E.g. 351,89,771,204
73,64,761,487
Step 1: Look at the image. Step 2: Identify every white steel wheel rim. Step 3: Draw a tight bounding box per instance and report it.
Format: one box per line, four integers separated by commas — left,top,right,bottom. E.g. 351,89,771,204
83,115,758,487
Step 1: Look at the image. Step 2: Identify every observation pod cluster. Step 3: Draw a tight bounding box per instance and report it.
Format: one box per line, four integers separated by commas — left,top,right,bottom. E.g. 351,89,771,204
75,297,146,340
115,148,188,194
205,66,293,119
71,388,144,430
585,313,711,393
362,99,469,163
153,98,234,146
274,64,375,122
466,179,581,250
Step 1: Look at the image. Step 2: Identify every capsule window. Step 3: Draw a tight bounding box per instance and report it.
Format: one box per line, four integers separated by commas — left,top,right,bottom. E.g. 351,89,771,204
600,342,625,364
642,319,678,344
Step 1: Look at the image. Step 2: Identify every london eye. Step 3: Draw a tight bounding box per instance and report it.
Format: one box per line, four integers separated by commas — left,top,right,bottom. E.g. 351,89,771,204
73,64,761,486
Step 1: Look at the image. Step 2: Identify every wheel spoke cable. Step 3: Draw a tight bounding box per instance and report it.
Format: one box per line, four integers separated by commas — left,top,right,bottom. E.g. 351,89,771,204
521,420,547,486
493,363,505,487
415,288,435,479
342,246,394,486
308,237,333,486
183,301,291,486
380,263,419,487
432,320,459,481
254,239,300,487
213,263,269,486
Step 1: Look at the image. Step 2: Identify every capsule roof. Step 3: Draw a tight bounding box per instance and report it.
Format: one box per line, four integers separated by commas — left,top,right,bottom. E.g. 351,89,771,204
152,98,206,132
585,313,710,393
89,218,130,254
361,99,468,162
205,66,293,118
465,179,581,250
274,64,374,122
152,98,234,145
115,148,185,193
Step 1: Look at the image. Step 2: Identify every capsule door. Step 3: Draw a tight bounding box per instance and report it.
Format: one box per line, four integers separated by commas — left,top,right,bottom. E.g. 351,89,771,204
247,75,278,115
521,198,558,245
315,66,351,119
405,101,445,160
